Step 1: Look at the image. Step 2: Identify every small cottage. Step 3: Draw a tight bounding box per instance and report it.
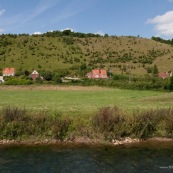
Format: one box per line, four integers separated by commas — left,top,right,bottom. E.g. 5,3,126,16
158,72,169,79
30,70,39,80
3,68,15,76
86,69,108,79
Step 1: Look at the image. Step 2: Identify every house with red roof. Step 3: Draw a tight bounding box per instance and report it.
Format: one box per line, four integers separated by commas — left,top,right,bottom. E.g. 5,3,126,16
3,68,15,76
158,72,169,79
30,70,39,80
86,69,108,79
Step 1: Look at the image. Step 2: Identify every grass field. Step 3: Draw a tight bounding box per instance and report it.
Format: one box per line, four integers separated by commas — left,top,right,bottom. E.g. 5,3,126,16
0,85,173,115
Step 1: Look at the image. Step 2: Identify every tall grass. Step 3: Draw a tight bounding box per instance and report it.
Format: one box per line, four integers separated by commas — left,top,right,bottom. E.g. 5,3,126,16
0,106,72,140
1,106,173,142
92,107,173,140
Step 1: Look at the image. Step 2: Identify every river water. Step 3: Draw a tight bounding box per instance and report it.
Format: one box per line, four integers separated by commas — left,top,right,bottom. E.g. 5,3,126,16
0,141,173,173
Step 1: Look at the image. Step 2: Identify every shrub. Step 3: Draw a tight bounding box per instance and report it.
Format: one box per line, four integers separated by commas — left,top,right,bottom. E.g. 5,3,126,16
0,106,72,140
163,108,173,137
92,106,124,133
1,106,29,122
129,109,163,139
4,77,33,85
53,73,62,84
52,118,72,141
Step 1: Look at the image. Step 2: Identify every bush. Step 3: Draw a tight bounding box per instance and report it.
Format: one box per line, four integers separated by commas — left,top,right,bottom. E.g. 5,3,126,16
1,106,173,141
92,106,173,139
163,108,173,137
1,106,29,122
0,106,72,140
129,110,159,139
4,77,33,85
53,73,62,84
92,107,125,134
52,118,72,141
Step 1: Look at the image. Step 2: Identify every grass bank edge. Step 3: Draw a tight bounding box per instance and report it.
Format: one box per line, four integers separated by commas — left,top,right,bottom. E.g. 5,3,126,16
1,106,173,143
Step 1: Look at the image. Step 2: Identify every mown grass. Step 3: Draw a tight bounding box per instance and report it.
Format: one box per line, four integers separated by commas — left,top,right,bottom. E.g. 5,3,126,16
0,86,172,115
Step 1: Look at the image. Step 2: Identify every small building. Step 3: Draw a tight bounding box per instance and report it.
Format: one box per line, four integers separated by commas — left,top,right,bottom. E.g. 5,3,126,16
0,76,4,83
3,68,15,76
30,70,39,80
86,69,108,79
158,72,170,79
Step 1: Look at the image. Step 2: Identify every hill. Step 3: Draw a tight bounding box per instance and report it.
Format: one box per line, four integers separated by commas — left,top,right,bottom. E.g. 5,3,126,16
0,31,173,76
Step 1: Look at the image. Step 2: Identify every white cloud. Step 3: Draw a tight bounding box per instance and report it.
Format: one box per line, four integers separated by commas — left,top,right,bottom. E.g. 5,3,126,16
168,0,173,2
95,30,105,36
0,29,4,33
0,9,5,16
61,28,74,32
32,31,42,35
147,11,173,37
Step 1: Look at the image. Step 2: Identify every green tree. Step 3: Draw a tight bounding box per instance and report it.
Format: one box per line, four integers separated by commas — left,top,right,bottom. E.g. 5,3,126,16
23,70,30,76
152,64,158,77
41,71,53,81
62,29,72,36
104,34,109,37
169,76,173,91
53,73,62,84
80,63,87,78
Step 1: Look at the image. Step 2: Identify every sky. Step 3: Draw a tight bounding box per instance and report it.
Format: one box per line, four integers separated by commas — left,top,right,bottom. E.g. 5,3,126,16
0,0,173,39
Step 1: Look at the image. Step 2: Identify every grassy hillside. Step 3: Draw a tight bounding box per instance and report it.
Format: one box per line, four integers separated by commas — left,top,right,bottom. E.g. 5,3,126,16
0,32,173,76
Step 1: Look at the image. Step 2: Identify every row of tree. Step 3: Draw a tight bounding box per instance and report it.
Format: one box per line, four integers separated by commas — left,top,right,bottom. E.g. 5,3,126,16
151,36,173,45
43,30,108,38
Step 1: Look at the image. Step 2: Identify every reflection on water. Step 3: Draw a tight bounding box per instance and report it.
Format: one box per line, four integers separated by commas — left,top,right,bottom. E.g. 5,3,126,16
1,141,173,173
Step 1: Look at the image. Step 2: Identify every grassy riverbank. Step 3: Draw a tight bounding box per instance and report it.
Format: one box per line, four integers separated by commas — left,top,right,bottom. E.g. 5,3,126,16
1,105,173,144
1,85,173,143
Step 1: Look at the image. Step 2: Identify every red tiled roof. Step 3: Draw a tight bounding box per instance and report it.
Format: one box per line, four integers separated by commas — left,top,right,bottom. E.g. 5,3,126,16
3,68,15,76
86,69,108,79
158,72,169,79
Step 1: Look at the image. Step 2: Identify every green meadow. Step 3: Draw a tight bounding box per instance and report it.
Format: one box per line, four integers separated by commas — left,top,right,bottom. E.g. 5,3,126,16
1,85,173,141
0,85,173,115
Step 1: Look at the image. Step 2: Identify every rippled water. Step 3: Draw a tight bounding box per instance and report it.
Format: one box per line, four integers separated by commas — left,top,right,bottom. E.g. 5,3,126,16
1,141,173,173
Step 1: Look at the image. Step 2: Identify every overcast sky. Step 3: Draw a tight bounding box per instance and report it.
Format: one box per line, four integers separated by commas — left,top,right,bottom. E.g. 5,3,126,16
0,0,173,39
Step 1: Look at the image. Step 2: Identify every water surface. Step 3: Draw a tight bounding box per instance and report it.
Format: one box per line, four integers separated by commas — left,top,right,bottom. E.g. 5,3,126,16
1,141,173,173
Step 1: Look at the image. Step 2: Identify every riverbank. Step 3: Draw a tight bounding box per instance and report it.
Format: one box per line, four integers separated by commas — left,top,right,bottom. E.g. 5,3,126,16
1,106,173,146
0,137,173,147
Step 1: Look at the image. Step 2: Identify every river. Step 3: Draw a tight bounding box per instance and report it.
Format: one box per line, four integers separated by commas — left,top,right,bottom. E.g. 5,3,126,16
0,141,173,173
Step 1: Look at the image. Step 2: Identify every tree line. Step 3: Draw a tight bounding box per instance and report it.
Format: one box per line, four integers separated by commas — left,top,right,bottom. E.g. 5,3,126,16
151,36,173,46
